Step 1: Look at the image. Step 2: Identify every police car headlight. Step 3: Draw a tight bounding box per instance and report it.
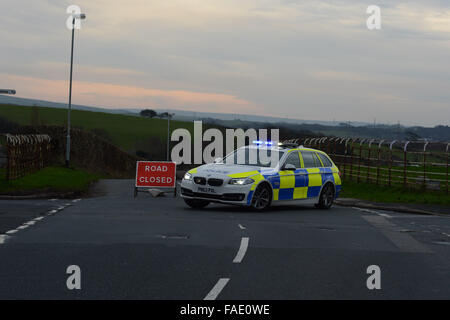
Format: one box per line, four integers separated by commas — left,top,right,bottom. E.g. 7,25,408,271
183,172,193,181
229,177,254,185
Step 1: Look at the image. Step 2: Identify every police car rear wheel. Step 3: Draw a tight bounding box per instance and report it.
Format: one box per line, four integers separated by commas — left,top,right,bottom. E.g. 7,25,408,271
184,199,210,209
316,183,335,209
251,184,271,211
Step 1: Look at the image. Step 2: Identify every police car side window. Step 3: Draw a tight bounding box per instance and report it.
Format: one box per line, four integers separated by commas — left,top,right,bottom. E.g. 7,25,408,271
318,153,333,167
284,151,301,168
301,151,317,168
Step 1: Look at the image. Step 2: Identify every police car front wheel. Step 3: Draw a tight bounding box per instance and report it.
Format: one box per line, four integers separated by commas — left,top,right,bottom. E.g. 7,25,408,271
184,199,210,209
251,184,272,211
316,183,335,209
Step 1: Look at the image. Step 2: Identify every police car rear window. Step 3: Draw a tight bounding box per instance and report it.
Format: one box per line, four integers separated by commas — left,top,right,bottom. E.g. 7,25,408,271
301,151,321,168
318,153,333,167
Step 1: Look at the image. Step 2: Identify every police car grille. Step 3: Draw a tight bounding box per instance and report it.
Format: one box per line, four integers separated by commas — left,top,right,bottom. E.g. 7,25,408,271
207,178,223,187
194,177,206,185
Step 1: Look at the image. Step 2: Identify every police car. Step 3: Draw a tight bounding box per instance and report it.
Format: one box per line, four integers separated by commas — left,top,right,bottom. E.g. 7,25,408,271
181,142,341,210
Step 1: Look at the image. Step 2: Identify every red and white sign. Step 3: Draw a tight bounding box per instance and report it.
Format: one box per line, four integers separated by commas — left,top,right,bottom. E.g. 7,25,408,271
135,161,176,188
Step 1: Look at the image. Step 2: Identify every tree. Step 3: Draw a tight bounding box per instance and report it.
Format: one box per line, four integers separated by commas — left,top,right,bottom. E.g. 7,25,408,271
140,109,157,118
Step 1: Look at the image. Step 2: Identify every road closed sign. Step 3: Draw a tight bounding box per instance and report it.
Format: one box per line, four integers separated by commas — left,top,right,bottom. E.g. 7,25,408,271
135,161,176,188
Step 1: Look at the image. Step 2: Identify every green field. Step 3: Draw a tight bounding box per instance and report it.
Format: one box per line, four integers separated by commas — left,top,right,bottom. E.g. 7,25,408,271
0,166,102,194
340,180,450,206
0,104,194,153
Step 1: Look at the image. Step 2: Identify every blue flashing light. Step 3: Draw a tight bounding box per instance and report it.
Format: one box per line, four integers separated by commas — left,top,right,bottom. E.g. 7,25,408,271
252,140,274,146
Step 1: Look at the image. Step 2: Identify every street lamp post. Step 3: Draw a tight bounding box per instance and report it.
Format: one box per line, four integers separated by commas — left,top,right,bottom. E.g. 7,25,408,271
166,113,175,161
66,13,86,168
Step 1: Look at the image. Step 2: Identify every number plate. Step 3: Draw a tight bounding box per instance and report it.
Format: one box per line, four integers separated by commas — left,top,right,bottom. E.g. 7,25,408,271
198,187,216,193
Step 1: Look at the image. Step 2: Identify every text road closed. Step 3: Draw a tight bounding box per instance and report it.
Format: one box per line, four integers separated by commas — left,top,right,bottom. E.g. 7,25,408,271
136,161,176,188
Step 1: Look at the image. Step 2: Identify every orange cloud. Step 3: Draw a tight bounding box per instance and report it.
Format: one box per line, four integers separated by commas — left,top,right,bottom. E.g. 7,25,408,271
1,73,258,113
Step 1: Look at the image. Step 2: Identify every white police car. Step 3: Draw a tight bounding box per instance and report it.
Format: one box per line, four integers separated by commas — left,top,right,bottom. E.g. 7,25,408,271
181,142,342,210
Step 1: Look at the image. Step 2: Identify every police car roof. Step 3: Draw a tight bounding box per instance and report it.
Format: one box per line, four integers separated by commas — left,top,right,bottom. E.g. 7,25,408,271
245,145,321,153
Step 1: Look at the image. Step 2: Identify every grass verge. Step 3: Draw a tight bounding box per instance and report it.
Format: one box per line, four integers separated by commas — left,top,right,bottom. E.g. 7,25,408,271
340,180,450,206
0,166,102,195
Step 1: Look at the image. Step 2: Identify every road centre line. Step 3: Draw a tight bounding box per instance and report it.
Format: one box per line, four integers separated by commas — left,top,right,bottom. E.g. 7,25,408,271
233,237,249,263
238,224,246,230
204,278,230,300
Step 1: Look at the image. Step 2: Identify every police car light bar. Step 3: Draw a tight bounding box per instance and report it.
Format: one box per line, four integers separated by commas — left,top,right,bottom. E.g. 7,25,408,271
252,140,273,146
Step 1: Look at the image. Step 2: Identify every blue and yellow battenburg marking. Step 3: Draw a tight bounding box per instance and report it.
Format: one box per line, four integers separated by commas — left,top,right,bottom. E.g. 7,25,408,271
237,166,341,205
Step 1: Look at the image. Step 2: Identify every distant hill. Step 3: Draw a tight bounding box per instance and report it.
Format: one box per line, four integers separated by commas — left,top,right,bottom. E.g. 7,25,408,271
1,95,448,141
0,95,370,127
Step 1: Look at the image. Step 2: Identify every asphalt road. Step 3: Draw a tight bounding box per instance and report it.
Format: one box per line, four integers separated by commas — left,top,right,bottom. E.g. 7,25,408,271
0,179,450,299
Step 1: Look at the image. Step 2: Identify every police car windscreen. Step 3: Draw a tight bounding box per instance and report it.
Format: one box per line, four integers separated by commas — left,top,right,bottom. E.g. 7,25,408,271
224,148,284,167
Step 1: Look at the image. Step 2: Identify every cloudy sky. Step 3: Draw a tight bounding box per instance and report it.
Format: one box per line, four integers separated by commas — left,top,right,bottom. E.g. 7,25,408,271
1,0,449,126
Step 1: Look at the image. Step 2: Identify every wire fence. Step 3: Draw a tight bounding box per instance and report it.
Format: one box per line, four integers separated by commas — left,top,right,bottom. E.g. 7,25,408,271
284,137,449,194
3,134,52,180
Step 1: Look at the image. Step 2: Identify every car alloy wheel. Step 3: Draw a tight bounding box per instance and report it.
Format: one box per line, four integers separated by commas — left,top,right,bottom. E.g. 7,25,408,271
251,184,271,210
317,183,335,209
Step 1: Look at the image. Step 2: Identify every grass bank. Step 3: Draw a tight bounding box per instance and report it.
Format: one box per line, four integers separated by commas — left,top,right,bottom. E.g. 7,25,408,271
0,104,194,153
340,180,450,206
0,166,102,195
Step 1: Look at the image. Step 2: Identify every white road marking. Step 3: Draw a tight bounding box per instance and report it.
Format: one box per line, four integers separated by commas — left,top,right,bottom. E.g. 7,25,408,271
6,230,18,235
233,237,249,263
49,210,58,214
238,224,246,230
362,215,432,253
204,278,230,300
0,235,9,244
17,225,29,230
34,217,44,221
352,207,378,214
24,221,36,226
72,199,81,203
378,213,391,218
49,199,58,201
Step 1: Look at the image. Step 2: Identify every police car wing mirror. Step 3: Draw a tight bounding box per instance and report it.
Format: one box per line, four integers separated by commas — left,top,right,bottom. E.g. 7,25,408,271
213,157,223,164
282,163,296,171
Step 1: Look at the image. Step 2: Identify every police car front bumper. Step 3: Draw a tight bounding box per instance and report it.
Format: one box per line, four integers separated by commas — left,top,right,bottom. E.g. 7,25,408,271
180,178,254,206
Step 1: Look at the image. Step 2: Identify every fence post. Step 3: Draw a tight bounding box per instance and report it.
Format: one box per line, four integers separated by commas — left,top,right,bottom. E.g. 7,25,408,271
388,141,396,187
403,150,407,187
403,141,410,188
388,149,392,187
376,141,383,186
357,140,364,183
423,142,428,189
349,141,354,181
423,153,426,188
447,149,449,195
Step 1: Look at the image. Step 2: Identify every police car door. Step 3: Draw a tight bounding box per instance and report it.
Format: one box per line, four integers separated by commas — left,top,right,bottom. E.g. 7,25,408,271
277,151,301,201
299,151,323,199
